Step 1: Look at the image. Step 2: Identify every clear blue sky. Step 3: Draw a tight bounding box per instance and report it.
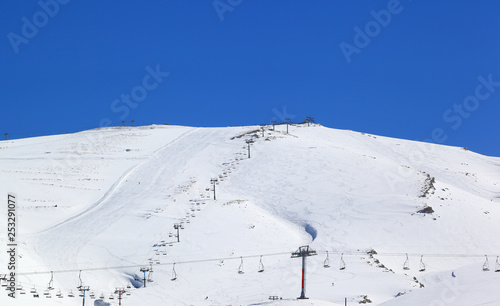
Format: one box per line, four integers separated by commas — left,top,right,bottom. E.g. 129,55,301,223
1,1,499,156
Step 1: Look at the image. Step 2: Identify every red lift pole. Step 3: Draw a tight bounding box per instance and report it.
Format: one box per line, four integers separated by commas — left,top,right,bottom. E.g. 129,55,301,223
291,245,317,299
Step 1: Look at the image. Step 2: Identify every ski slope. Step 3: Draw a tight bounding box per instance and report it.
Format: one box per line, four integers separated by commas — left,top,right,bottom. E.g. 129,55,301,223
1,124,499,305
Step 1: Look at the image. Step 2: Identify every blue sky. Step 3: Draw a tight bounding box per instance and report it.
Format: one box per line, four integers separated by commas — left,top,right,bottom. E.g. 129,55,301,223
1,1,499,156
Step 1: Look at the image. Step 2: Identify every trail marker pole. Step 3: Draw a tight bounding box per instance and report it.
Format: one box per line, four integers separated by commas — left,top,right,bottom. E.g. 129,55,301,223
291,245,317,299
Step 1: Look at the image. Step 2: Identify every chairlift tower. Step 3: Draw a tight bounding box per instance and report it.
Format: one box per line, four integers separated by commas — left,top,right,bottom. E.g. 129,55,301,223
245,139,253,158
140,267,150,287
173,223,181,242
291,245,317,299
211,178,218,200
271,120,277,131
78,286,90,306
285,118,290,134
115,287,126,306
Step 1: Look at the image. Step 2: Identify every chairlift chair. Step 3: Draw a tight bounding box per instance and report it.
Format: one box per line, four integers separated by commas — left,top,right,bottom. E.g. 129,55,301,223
324,251,331,268
419,255,426,272
238,257,245,274
109,294,115,300
483,255,490,271
258,255,265,273
171,263,177,281
90,291,95,299
339,253,346,270
403,253,410,270
47,271,54,290
30,287,37,294
99,292,105,299
68,290,75,297
495,256,500,272
16,284,23,291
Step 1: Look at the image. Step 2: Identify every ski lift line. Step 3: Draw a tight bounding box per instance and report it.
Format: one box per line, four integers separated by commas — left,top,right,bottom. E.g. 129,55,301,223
14,251,500,276
15,252,291,276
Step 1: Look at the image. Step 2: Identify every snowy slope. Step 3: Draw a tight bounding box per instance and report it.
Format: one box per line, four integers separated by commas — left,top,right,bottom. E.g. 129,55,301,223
0,124,499,306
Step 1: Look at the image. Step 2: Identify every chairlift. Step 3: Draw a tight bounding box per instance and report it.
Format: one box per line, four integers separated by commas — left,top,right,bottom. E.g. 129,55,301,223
109,294,115,300
147,265,154,282
16,284,23,291
20,288,26,295
419,255,426,272
324,251,331,268
339,253,346,270
495,256,500,272
30,287,37,294
68,290,75,297
162,251,167,256
47,271,54,290
258,255,265,273
43,289,50,296
171,263,177,281
483,255,490,271
238,257,245,274
403,253,410,270
99,292,105,299
90,291,95,299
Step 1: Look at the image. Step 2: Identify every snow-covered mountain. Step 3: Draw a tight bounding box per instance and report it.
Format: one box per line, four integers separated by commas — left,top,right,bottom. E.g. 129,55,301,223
1,124,499,306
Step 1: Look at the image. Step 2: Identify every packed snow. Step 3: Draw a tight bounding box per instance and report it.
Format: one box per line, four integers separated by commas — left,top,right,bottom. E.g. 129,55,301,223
0,124,499,305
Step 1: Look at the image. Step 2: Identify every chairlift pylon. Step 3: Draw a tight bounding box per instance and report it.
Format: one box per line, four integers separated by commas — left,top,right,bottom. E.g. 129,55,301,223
324,251,331,268
238,257,244,274
258,255,264,273
483,255,490,271
339,253,346,270
171,263,177,281
403,253,410,270
419,255,426,272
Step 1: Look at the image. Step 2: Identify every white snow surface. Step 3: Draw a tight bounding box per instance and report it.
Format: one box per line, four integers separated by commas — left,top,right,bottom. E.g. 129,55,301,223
0,124,499,306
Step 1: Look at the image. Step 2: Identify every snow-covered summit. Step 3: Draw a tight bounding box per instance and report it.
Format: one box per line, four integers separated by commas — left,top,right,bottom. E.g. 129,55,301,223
1,124,499,305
